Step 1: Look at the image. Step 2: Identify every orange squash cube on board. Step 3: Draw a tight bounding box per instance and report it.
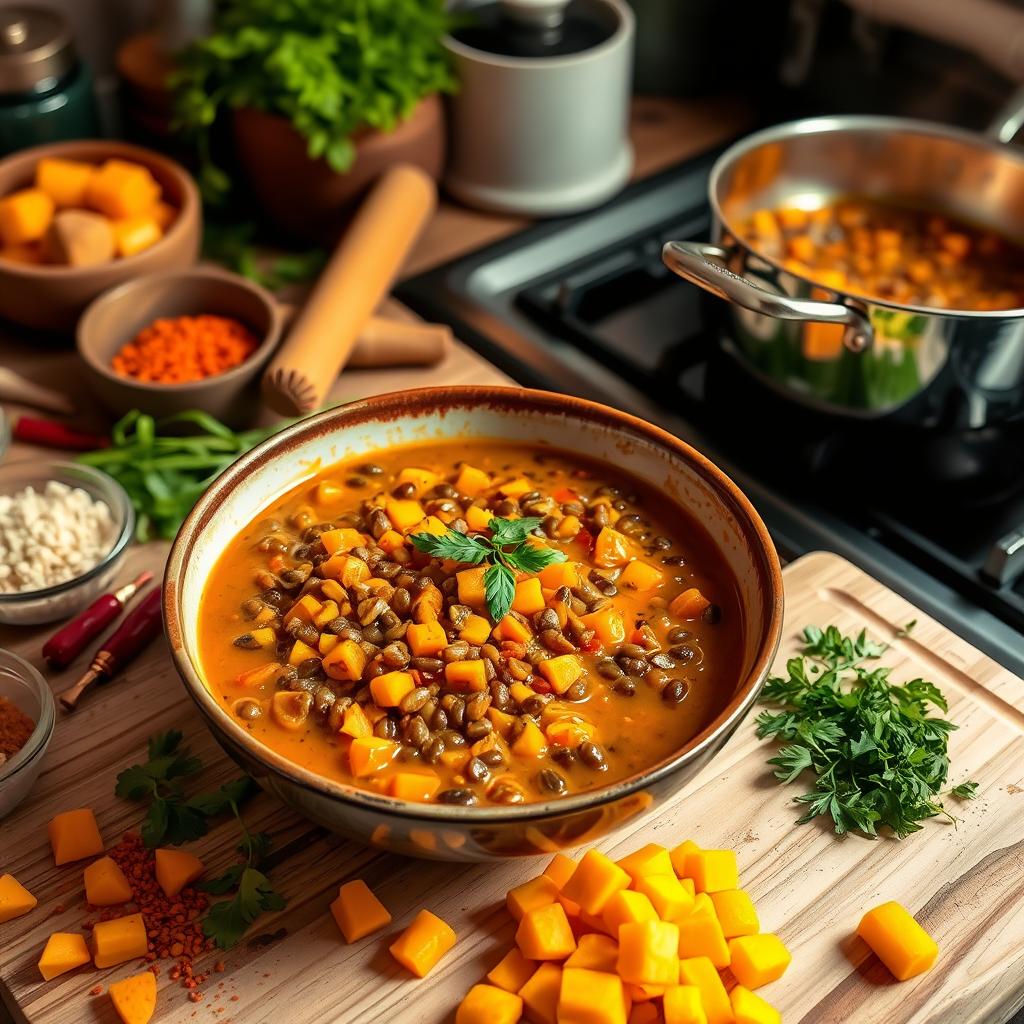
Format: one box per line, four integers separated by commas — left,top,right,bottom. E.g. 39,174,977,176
456,983,523,1024
48,808,104,865
857,901,938,981
663,985,708,1024
389,909,456,977
330,880,392,943
670,839,700,878
617,843,674,884
558,967,628,1024
634,873,695,922
507,874,560,921
38,932,90,980
602,889,658,934
488,946,538,993
727,934,792,989
730,985,781,1024
617,920,680,986
0,873,37,921
92,912,148,968
109,970,157,1024
518,961,562,1024
516,902,576,960
154,848,204,898
561,849,631,915
686,849,738,894
710,890,760,938
84,856,133,906
565,932,619,972
543,852,577,887
677,910,731,968
678,957,733,1024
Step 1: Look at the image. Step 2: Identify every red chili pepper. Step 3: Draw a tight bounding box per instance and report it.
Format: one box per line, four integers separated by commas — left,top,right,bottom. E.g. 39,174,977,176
13,416,109,451
575,527,596,553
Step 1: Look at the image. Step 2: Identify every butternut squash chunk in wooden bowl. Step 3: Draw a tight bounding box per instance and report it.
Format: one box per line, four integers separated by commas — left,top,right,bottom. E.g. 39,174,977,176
164,387,783,859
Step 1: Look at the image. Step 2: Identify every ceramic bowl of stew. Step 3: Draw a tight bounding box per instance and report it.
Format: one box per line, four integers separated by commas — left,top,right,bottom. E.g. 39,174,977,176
164,387,783,860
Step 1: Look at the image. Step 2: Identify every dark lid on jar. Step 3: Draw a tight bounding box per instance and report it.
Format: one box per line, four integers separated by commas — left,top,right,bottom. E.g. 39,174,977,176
0,6,76,96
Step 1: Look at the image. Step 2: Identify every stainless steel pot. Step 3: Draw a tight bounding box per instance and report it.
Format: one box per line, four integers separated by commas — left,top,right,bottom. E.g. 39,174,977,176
662,116,1024,427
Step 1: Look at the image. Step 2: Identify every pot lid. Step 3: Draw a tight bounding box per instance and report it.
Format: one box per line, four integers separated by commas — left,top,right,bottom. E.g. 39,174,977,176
0,6,76,96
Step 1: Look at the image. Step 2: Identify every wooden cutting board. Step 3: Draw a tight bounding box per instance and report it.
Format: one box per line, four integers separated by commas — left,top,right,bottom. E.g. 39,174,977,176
2,551,1023,1024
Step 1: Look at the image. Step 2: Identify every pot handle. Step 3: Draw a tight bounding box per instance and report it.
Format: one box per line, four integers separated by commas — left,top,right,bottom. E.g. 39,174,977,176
662,240,873,353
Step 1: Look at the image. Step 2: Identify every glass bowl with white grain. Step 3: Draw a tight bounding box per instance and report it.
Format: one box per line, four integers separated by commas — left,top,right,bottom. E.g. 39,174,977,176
0,460,135,625
0,649,55,818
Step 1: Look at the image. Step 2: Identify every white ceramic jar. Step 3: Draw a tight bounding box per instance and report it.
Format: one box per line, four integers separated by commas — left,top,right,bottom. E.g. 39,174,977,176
444,0,635,216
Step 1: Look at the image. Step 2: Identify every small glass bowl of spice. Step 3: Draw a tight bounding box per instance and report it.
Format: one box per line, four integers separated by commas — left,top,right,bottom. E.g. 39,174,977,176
0,459,134,625
0,648,55,819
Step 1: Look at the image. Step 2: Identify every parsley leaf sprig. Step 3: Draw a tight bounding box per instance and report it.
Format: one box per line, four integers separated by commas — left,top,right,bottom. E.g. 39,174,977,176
408,516,567,621
756,624,978,839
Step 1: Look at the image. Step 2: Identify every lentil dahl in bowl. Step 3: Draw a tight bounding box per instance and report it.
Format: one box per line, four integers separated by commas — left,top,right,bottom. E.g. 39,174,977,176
165,388,783,859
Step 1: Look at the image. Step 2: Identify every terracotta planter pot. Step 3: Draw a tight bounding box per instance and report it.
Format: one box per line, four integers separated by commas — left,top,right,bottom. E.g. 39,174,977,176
231,95,445,243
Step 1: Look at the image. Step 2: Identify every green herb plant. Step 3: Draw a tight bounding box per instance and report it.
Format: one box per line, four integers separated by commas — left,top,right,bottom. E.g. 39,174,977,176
756,624,978,838
408,516,567,621
172,0,457,201
202,220,327,292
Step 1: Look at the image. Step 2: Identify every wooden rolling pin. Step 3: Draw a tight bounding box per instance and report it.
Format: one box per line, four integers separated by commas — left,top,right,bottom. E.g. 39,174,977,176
348,317,452,368
261,164,437,415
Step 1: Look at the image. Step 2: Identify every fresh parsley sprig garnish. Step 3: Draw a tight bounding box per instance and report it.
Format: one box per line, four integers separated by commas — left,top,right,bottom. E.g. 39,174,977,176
756,624,978,839
408,515,567,620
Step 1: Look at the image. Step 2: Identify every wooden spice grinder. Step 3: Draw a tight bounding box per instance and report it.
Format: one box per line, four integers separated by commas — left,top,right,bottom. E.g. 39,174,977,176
261,163,438,416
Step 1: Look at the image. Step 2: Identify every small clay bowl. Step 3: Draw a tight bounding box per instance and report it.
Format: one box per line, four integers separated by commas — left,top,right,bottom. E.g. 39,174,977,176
76,268,284,426
0,139,201,334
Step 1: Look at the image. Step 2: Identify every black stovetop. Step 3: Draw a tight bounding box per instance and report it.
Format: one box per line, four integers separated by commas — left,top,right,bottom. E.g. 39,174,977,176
396,151,1024,677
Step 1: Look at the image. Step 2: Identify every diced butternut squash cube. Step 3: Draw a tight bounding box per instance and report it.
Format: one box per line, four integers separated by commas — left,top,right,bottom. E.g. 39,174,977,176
349,737,398,777
445,659,488,692
465,504,494,531
339,703,372,738
313,600,340,629
686,849,738,893
108,970,157,1024
457,983,523,1024
690,893,715,917
559,967,628,1024
498,476,532,498
377,529,407,557
0,188,54,245
370,670,415,707
710,890,759,938
86,160,159,219
565,932,619,972
543,853,577,891
48,808,104,866
679,957,733,1024
0,874,37,921
36,157,96,208
512,719,548,758
617,920,680,986
398,467,439,493
677,909,730,968
84,856,132,906
508,874,560,921
92,912,148,968
112,216,161,258
330,879,391,942
730,985,780,1024
318,527,363,555
38,932,90,980
856,901,937,981
323,639,367,682
389,909,456,977
579,909,614,936
538,561,580,589
488,946,538,992
319,634,339,657
617,843,674,884
320,578,347,603
456,464,491,496
538,654,584,695
413,515,449,537
602,889,658,934
727,934,791,989
512,577,546,616
556,515,581,538
634,873,695,923
562,850,631,916
316,481,345,506
581,606,626,647
592,527,632,567
510,681,535,705
670,839,700,879
516,902,576,960
407,621,447,657
284,593,322,627
154,848,204,898
287,639,319,668
460,613,492,645
458,566,487,606
618,561,664,592
669,588,712,620
487,707,517,736
390,771,440,802
663,985,707,1024
321,553,371,586
545,718,594,748
496,613,532,644
386,499,425,533
518,962,562,1024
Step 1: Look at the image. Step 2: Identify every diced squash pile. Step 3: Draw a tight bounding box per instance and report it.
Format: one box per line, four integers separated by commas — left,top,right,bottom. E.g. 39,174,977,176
84,856,133,906
109,970,157,1024
456,838,791,1024
48,808,105,866
856,901,938,982
154,848,205,899
331,879,392,943
38,931,91,980
92,912,149,968
0,156,176,267
389,908,457,978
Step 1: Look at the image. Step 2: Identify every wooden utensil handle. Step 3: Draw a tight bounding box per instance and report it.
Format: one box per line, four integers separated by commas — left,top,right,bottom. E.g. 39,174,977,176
261,164,437,416
349,318,452,368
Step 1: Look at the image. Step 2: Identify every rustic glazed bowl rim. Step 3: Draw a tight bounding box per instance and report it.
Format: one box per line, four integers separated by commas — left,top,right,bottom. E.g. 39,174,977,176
76,267,283,394
0,138,199,281
164,386,784,823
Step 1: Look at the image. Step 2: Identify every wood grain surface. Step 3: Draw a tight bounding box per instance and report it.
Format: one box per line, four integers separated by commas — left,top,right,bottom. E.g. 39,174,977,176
2,551,1022,1024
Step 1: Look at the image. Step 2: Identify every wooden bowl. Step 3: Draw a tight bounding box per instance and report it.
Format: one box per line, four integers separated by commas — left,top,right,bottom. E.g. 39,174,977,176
0,139,201,334
76,268,283,426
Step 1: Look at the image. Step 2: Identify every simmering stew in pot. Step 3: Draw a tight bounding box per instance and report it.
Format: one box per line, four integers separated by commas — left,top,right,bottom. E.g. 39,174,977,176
198,442,742,806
